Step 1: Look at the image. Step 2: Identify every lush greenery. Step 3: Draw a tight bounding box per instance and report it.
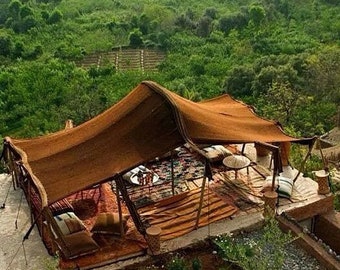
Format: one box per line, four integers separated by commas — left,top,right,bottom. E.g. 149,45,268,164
166,255,202,270
214,217,296,270
0,0,339,140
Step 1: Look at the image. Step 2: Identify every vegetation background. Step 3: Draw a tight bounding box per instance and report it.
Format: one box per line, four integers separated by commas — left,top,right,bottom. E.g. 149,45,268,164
0,0,339,141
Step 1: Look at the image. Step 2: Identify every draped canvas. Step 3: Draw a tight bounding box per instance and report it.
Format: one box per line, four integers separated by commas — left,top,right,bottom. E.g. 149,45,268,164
5,81,307,205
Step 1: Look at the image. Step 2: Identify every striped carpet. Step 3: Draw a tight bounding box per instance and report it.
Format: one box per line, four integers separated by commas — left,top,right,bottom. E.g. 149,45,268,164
139,187,237,241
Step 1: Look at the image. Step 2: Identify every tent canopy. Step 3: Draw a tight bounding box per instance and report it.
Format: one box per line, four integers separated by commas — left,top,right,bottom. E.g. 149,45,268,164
4,81,307,205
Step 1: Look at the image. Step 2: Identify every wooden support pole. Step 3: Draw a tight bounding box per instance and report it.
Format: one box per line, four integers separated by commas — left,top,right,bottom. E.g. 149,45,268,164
195,159,211,229
115,187,125,238
195,175,207,229
293,138,317,183
115,175,146,235
171,151,175,196
272,147,280,191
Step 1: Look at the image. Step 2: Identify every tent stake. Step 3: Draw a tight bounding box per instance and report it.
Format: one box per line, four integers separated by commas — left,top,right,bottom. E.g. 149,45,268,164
1,179,12,209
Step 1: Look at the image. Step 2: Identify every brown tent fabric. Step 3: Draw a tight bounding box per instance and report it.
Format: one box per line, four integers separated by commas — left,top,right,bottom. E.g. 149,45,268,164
4,81,307,205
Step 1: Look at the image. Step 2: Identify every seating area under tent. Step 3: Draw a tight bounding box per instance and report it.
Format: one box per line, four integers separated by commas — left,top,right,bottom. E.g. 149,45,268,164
1,81,324,269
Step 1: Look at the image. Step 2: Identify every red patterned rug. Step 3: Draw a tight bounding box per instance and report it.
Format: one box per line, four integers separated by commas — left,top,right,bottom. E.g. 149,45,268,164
59,183,147,269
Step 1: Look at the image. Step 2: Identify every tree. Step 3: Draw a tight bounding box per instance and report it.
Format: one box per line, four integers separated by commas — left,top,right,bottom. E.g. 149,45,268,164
0,35,13,57
139,13,150,35
175,13,196,30
41,10,49,22
12,41,25,59
197,16,213,37
8,0,22,19
21,15,37,32
223,66,255,98
204,7,218,20
47,9,63,24
248,4,266,26
251,64,299,97
306,47,340,106
189,55,205,76
0,2,9,24
129,29,143,48
260,81,301,126
218,12,248,35
19,5,33,19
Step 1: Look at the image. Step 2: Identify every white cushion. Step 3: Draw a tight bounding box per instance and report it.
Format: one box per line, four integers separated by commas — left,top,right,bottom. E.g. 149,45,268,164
280,166,294,179
203,145,232,162
264,176,293,199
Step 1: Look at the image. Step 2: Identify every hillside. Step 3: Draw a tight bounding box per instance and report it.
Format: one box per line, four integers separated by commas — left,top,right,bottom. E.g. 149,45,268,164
0,0,339,139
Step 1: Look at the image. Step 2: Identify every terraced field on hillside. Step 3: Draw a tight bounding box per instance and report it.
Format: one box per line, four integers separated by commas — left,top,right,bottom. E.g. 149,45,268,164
76,48,166,72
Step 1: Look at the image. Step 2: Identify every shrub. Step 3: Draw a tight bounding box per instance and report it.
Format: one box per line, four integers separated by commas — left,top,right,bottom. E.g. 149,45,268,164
47,9,63,24
165,254,202,270
0,34,13,57
214,216,295,270
129,29,144,48
166,255,188,270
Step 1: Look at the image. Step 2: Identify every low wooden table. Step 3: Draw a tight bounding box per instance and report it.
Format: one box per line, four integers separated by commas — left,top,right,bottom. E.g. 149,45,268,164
223,155,251,179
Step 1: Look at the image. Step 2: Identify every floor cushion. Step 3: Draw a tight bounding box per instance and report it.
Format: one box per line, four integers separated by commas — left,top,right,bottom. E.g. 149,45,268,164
91,212,129,236
54,212,86,236
63,230,99,259
203,145,233,162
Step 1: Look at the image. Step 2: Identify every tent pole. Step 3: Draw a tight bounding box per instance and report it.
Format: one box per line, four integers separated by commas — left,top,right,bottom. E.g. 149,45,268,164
195,159,211,229
23,210,43,241
293,138,317,183
115,187,125,238
115,175,146,235
171,151,175,195
316,137,328,169
271,148,280,190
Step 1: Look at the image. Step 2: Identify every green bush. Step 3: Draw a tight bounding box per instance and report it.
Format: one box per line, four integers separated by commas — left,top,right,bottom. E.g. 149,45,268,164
47,9,63,24
165,254,202,270
214,217,295,270
166,255,188,270
129,29,144,48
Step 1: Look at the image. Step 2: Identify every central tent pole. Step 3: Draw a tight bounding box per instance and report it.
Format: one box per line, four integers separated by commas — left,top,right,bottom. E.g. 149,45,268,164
115,175,146,234
195,159,211,229
115,187,125,238
171,150,175,195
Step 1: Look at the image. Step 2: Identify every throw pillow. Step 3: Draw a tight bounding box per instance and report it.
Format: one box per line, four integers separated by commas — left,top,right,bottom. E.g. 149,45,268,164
54,212,86,235
263,176,293,199
91,212,129,236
